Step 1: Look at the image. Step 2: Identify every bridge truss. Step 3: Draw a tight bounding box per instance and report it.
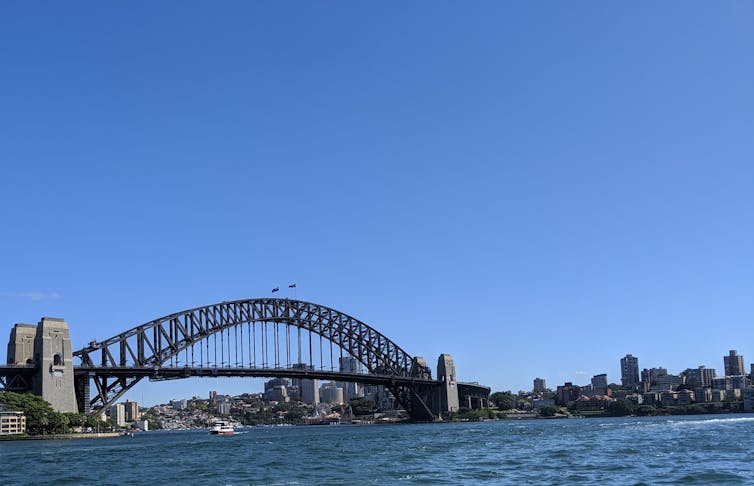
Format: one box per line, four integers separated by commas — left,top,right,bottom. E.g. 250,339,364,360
73,298,437,420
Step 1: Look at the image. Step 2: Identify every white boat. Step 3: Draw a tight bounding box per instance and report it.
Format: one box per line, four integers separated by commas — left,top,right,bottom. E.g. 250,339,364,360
209,421,235,435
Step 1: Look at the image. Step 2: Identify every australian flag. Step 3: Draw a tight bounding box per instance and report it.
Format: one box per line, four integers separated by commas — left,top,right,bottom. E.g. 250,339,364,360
271,287,280,293
288,283,296,288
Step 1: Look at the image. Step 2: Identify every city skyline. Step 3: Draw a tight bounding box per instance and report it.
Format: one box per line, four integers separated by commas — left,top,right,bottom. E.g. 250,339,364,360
1,2,752,405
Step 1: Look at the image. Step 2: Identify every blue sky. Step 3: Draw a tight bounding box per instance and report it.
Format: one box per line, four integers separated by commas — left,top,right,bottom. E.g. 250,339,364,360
1,2,752,405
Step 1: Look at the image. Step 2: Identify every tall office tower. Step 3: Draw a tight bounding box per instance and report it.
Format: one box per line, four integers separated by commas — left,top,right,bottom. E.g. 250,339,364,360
292,363,319,404
620,354,640,387
686,366,716,388
724,350,745,377
125,400,140,422
533,377,546,393
339,356,362,400
640,368,652,384
591,374,608,395
319,382,344,404
109,403,126,427
650,367,668,383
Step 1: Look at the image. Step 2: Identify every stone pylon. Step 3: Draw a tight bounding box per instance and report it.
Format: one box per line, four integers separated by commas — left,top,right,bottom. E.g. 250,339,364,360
436,353,459,416
32,317,78,413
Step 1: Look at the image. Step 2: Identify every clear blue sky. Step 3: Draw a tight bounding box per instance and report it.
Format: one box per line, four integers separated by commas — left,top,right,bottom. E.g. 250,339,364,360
1,2,752,405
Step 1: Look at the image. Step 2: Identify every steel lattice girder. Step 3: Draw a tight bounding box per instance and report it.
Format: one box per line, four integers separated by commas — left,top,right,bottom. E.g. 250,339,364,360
72,298,434,417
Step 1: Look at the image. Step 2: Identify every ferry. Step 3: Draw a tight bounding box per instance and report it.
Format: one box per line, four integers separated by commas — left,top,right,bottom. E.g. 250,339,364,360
209,421,235,435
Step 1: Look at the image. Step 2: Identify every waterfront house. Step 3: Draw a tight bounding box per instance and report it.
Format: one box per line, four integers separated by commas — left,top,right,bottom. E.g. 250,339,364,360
0,405,26,435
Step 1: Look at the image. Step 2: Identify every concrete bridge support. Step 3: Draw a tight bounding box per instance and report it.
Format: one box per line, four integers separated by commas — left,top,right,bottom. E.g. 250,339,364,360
433,354,459,418
6,318,78,412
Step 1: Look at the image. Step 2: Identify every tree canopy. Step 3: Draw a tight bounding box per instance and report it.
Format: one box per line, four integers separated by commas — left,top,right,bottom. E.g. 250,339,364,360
490,391,515,410
0,391,79,435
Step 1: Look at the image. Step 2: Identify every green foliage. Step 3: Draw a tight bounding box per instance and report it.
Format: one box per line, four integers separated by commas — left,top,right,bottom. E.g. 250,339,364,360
140,410,159,429
606,399,635,417
539,406,559,417
455,407,496,421
349,398,377,416
65,413,87,427
636,405,659,416
190,400,208,411
0,391,72,435
490,391,515,410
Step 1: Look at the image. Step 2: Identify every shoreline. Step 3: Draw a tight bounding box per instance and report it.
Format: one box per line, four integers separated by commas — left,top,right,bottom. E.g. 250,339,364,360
0,432,122,441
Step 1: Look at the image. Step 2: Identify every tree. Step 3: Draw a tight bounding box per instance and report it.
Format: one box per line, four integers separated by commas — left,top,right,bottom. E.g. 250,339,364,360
0,391,71,435
65,413,87,428
490,391,515,410
349,398,377,416
606,399,635,417
539,406,558,417
636,405,657,416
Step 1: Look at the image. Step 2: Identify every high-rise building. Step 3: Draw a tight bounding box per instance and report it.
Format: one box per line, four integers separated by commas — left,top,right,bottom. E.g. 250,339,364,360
292,363,319,404
686,366,716,388
533,378,546,393
591,374,608,395
620,354,640,388
653,374,683,391
109,403,126,427
724,350,745,377
650,367,668,387
264,378,289,391
125,400,140,422
642,368,667,392
556,382,581,405
217,400,231,415
712,376,729,391
319,382,344,404
730,375,747,391
338,356,362,400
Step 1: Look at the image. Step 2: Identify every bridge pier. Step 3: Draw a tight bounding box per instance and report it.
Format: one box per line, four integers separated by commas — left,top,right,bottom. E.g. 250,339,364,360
434,354,459,418
5,318,79,413
75,374,91,414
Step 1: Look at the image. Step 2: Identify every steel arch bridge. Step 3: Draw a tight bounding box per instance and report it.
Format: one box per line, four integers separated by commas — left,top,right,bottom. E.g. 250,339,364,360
72,298,441,420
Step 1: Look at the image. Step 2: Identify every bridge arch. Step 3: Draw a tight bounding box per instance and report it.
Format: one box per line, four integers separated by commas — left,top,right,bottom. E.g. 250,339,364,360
73,298,435,419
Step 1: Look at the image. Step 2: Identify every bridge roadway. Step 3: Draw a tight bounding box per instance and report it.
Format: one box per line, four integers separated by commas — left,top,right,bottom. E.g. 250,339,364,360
72,365,443,387
1,363,489,404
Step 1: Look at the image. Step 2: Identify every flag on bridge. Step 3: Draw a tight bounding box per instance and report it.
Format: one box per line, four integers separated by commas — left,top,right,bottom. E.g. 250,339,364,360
271,287,279,293
288,283,296,288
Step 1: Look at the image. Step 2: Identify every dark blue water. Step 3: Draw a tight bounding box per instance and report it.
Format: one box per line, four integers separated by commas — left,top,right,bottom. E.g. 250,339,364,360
2,414,754,485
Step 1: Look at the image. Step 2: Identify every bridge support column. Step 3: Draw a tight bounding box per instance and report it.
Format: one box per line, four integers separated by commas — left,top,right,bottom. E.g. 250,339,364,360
433,354,459,419
32,318,78,413
75,374,91,414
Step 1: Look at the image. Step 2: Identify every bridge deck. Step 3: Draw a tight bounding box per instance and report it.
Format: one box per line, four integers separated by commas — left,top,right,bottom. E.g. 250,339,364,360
73,366,442,387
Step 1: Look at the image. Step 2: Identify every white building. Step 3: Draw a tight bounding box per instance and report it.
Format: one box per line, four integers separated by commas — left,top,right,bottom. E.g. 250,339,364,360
217,400,231,415
320,382,345,404
109,403,126,427
170,399,188,410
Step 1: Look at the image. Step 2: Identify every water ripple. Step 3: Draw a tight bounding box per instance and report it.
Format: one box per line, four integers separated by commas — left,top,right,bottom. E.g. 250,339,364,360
2,415,754,484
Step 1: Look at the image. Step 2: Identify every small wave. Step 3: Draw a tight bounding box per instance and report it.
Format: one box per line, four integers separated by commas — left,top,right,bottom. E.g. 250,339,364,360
667,417,754,426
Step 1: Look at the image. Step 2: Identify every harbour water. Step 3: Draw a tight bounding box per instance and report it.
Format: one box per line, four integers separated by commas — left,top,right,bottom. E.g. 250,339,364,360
2,414,753,485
